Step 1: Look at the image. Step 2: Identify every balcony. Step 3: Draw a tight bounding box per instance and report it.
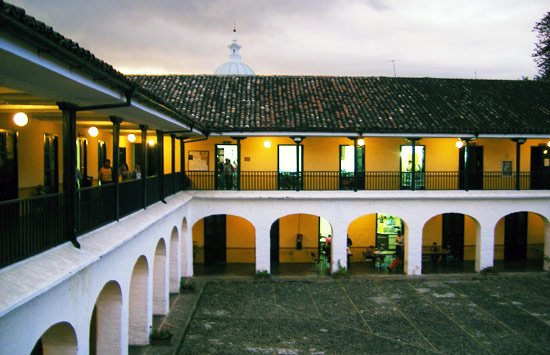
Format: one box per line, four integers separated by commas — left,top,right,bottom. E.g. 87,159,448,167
186,170,543,191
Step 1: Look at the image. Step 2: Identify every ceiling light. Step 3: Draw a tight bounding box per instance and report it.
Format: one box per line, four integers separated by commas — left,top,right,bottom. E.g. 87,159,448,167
357,138,365,146
127,133,136,143
88,126,99,137
263,139,271,148
148,139,155,146
455,139,463,149
13,112,28,127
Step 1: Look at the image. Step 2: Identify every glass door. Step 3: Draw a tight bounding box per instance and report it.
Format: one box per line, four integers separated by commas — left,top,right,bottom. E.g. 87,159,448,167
400,145,425,189
278,144,303,190
44,134,59,193
339,145,364,190
215,144,238,190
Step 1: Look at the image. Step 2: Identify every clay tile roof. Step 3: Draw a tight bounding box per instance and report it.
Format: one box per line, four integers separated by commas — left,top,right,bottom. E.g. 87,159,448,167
130,75,550,135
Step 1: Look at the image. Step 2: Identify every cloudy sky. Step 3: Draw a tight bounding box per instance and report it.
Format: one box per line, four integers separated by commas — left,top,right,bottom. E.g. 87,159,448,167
8,0,549,79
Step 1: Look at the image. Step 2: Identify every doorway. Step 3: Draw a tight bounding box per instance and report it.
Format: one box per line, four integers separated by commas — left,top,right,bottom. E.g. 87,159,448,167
459,145,483,190
215,144,238,190
278,144,303,190
339,145,365,190
270,220,280,271
504,212,528,260
400,145,425,189
530,146,550,189
204,215,227,264
0,130,18,201
44,134,59,193
442,213,464,261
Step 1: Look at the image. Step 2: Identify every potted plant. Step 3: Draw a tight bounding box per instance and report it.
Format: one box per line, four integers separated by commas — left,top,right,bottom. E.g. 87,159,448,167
149,325,173,346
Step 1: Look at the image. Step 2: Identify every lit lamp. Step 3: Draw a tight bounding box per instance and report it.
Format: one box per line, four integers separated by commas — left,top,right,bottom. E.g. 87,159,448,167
88,126,99,137
547,140,550,147
147,139,155,146
263,139,271,148
127,133,136,143
13,112,29,127
455,139,464,149
357,138,365,146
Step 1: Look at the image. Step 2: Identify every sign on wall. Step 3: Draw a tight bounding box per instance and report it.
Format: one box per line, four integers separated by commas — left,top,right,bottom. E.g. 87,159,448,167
188,150,209,171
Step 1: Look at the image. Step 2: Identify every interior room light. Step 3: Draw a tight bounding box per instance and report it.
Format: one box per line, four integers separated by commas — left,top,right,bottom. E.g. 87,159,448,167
263,139,271,148
357,138,365,146
88,126,99,137
547,140,550,147
455,139,464,149
127,133,136,143
13,112,29,127
148,139,155,146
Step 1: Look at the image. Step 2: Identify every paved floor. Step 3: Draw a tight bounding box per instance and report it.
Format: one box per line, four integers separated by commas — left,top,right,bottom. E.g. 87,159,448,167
137,272,550,354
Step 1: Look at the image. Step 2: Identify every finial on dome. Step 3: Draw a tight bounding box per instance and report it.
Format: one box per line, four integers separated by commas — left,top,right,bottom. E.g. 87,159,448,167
214,25,255,76
233,20,236,33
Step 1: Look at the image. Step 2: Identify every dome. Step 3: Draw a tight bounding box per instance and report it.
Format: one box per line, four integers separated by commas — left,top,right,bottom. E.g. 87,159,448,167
214,28,255,76
214,61,255,76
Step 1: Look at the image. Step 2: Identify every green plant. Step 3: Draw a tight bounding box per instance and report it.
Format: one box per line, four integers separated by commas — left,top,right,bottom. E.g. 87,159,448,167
150,325,172,340
480,266,497,275
180,278,195,293
255,269,270,278
333,260,348,276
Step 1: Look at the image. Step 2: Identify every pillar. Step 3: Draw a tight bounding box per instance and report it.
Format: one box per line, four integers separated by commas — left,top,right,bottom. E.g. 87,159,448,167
404,223,423,275
156,130,165,203
140,125,148,208
110,116,122,220
58,102,79,247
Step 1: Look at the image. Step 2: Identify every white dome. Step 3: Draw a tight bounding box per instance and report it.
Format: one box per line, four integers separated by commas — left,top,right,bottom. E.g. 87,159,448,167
214,28,255,76
215,61,255,76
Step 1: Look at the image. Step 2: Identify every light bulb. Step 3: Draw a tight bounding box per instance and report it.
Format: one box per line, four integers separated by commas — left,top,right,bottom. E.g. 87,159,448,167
88,126,99,137
13,112,29,127
357,138,365,146
263,140,271,148
127,133,136,143
455,140,463,149
148,139,155,146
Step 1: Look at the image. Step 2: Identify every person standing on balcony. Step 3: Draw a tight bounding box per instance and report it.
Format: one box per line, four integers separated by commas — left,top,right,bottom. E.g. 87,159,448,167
224,158,234,189
133,163,142,179
119,163,131,182
98,159,113,185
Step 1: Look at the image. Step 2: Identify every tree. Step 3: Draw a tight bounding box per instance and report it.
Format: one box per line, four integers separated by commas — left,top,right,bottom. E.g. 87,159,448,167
532,11,550,80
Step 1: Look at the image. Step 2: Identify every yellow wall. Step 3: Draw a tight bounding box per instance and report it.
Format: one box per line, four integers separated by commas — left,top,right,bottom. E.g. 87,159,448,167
347,214,377,262
192,219,204,263
423,215,442,247
279,213,320,263
226,215,255,263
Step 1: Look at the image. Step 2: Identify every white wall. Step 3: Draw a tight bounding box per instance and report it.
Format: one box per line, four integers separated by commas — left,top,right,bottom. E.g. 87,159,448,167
0,190,548,353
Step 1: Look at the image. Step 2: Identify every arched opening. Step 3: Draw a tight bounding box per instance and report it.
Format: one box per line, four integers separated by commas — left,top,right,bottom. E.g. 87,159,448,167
31,321,77,355
493,211,546,272
153,239,167,316
129,256,149,346
422,213,477,274
181,217,190,277
270,213,332,275
348,213,406,274
192,214,256,276
89,281,122,354
169,227,179,293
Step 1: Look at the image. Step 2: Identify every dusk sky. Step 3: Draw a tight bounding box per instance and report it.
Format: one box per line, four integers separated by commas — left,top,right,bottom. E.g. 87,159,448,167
8,0,549,79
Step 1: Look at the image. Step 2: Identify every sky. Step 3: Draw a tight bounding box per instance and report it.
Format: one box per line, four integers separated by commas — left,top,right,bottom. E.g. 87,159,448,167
7,0,549,79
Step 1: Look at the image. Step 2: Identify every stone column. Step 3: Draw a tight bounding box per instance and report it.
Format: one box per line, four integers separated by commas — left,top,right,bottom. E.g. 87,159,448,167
475,218,495,272
330,222,348,273
254,217,272,273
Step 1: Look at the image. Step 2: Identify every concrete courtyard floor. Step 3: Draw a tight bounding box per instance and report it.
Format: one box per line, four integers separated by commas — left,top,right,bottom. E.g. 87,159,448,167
135,272,550,354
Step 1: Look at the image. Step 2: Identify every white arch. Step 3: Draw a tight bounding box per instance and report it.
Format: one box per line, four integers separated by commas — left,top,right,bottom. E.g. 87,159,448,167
129,256,149,346
33,321,77,355
169,227,180,293
153,239,168,315
92,281,123,354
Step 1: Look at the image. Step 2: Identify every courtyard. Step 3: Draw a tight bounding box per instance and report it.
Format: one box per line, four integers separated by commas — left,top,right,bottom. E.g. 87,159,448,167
137,272,550,354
